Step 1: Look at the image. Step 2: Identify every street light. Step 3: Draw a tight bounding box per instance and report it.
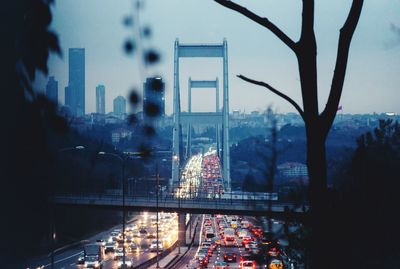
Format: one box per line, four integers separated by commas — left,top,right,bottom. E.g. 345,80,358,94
156,159,160,268
97,151,128,269
52,146,85,269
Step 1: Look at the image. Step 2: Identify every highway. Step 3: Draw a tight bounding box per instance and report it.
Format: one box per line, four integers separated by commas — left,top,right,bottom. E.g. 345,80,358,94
23,212,177,269
173,214,295,269
24,150,298,269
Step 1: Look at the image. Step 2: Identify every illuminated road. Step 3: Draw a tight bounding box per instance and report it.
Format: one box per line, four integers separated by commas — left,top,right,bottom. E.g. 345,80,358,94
23,212,178,269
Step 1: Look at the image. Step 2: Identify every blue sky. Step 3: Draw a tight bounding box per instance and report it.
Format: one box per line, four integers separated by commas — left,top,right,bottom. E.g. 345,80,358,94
35,0,400,115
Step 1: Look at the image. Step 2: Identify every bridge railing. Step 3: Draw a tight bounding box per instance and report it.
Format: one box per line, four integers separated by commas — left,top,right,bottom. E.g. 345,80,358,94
53,192,308,212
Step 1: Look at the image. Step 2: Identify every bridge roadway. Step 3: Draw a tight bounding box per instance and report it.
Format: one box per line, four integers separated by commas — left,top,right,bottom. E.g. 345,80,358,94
54,194,307,219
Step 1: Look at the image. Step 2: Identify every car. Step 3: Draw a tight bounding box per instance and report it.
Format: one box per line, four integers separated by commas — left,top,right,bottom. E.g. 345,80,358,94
104,243,115,254
241,220,250,228
267,246,280,258
240,253,257,262
230,220,238,228
251,226,263,236
214,261,229,269
76,252,85,264
241,236,253,246
201,241,214,250
198,247,212,257
117,259,133,269
128,242,139,253
240,260,256,269
186,259,202,269
84,255,103,268
96,239,106,246
114,248,124,260
195,253,209,267
149,240,164,252
223,252,237,262
139,227,148,235
237,229,248,239
244,241,258,251
269,259,284,269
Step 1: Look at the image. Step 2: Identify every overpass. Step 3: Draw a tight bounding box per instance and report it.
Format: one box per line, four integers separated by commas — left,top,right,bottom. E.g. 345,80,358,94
53,193,307,219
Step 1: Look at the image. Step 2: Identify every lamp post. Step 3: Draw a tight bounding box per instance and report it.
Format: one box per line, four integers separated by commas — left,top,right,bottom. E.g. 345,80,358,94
156,158,160,268
98,151,127,268
53,146,85,269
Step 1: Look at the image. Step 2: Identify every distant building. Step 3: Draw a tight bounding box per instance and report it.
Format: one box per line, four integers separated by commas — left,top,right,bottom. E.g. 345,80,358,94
143,77,165,121
67,48,85,116
46,76,58,103
232,110,241,119
113,96,126,115
111,128,132,144
250,111,260,118
277,162,308,180
96,85,105,114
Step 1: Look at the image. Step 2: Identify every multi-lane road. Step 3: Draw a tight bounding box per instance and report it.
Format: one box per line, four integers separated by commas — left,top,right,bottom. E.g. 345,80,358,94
23,212,178,269
173,214,294,269
23,150,297,269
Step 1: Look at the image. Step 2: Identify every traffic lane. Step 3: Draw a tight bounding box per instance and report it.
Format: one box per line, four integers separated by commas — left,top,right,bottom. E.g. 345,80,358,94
208,243,241,269
23,217,139,269
29,237,165,269
22,246,84,269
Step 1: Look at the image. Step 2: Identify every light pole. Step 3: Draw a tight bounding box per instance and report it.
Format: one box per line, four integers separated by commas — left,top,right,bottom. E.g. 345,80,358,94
156,158,160,268
98,151,127,268
53,146,85,269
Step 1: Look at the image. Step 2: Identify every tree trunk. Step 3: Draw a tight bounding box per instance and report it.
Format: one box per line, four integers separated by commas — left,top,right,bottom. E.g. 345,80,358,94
306,123,330,269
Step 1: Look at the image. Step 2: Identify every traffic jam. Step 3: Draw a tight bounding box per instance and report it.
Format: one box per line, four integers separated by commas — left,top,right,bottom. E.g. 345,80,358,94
187,214,288,269
76,212,178,268
201,152,224,198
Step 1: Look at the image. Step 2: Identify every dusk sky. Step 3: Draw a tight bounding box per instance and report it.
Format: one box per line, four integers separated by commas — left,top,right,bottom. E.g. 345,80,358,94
35,0,400,115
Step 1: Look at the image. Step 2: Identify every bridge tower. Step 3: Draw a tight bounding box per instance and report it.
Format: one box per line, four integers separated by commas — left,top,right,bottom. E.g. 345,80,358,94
172,39,231,191
186,78,220,159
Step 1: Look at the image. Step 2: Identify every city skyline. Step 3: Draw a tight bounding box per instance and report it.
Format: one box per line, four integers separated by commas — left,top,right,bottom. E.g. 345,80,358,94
33,1,400,115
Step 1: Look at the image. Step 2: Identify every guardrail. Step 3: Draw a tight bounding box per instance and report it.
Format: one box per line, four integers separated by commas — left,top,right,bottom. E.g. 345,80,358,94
165,217,201,269
133,239,179,269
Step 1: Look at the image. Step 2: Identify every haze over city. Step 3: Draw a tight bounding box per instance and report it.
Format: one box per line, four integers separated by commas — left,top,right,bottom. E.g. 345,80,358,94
35,0,400,115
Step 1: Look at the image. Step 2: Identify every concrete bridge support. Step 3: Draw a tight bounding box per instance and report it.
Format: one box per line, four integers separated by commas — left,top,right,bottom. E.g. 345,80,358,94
178,213,186,250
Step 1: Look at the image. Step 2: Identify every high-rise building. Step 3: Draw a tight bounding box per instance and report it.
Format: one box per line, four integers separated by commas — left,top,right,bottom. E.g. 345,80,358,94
96,85,106,114
46,76,58,103
64,86,72,108
113,96,126,115
67,48,85,117
143,77,165,120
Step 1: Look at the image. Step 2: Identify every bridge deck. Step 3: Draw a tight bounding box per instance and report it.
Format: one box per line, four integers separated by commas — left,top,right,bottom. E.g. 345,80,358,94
54,194,308,219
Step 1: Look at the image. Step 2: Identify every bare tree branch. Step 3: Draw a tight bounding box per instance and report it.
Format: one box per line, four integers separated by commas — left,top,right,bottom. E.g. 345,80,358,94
214,0,297,52
237,74,305,119
321,0,364,134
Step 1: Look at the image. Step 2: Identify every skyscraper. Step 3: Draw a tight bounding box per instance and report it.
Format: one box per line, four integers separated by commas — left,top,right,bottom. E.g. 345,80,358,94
67,48,85,117
46,76,58,103
143,77,165,120
113,96,126,115
96,85,106,114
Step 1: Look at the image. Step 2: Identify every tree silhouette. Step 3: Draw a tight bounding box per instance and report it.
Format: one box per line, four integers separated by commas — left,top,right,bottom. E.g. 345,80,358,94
214,1,364,268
